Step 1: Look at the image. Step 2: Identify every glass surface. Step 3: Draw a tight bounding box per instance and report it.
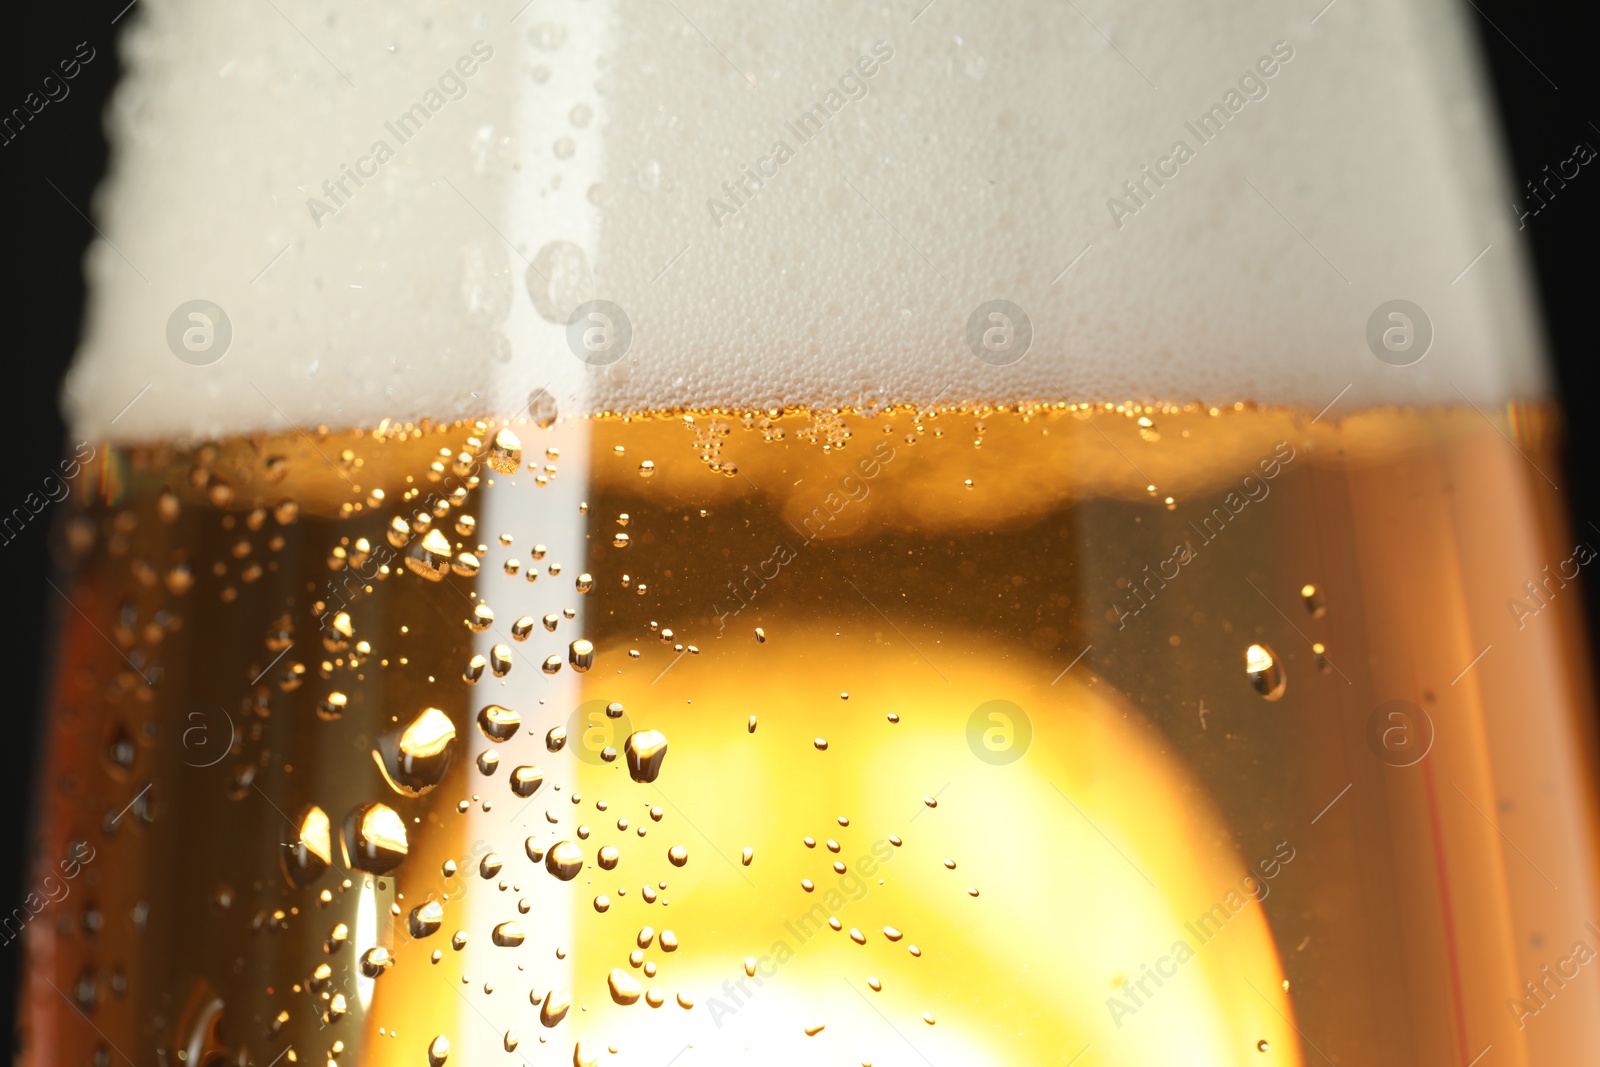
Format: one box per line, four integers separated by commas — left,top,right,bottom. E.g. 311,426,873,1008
20,403,1600,1065
18,1,1600,1065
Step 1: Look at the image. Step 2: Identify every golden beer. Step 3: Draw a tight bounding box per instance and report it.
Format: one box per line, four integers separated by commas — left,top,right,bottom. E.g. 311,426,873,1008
28,0,1593,1059
18,400,1600,1065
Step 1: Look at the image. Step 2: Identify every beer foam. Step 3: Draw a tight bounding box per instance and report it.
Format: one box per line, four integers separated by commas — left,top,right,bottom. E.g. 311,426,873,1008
65,0,1545,441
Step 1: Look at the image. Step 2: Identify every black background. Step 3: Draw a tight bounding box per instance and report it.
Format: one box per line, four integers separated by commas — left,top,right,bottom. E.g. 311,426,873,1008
2,0,1596,1048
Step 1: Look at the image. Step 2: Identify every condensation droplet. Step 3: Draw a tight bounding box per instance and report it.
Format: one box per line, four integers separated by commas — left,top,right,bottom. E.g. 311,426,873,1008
538,988,571,1027
545,840,584,881
281,805,333,887
1246,643,1287,701
477,704,521,742
510,765,544,797
374,708,457,797
405,529,454,581
343,802,409,874
409,900,444,938
608,968,642,1005
527,241,593,324
360,946,394,977
624,730,668,783
487,428,522,474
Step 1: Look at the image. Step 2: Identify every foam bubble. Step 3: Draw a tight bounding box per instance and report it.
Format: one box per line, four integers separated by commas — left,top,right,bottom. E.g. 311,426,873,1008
65,0,1544,441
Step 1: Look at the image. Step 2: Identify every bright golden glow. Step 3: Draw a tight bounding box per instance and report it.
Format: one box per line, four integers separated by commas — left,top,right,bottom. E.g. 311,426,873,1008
359,803,408,857
297,805,332,865
400,707,455,759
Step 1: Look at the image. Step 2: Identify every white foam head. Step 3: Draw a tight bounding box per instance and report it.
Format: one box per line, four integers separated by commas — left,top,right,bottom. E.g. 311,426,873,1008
65,0,1544,441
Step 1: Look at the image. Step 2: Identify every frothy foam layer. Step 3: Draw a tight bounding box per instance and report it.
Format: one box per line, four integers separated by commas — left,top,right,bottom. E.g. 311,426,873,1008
65,0,1544,441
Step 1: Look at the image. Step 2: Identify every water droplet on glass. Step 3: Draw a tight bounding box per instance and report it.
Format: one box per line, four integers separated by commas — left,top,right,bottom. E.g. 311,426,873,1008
527,241,592,324
539,988,571,1027
624,730,668,783
281,805,333,887
527,388,559,429
374,708,457,797
607,968,642,1004
409,901,444,938
343,802,409,874
545,840,584,881
317,691,348,722
1246,643,1287,700
487,428,522,474
360,946,394,977
405,529,454,581
510,765,544,797
477,704,521,742
493,921,526,947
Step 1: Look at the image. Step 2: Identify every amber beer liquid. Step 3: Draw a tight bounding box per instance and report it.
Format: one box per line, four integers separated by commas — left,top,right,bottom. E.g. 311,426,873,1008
17,400,1600,1065
30,0,1592,1059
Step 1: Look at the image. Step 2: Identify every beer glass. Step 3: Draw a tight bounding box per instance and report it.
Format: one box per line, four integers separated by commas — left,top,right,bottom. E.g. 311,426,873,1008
19,0,1599,1063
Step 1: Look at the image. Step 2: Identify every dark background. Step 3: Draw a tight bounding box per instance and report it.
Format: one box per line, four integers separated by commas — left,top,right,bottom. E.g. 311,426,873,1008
1,0,1596,1047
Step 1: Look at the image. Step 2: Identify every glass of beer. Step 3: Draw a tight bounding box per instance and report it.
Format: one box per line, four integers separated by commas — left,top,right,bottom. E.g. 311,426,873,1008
20,0,1599,1063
